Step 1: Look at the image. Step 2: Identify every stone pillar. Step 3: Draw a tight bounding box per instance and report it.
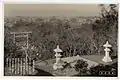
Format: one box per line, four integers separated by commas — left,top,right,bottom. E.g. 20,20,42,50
102,41,112,62
53,45,63,70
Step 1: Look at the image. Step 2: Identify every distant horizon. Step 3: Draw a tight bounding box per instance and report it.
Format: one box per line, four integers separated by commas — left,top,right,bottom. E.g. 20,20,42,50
4,15,99,18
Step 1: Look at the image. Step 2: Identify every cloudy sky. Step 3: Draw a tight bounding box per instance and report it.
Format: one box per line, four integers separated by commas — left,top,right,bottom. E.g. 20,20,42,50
4,4,102,17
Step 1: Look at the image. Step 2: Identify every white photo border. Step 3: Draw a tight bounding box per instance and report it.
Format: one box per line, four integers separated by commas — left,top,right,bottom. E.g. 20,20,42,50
0,0,120,80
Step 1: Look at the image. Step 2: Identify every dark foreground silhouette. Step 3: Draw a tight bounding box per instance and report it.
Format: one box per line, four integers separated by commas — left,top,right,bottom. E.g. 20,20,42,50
27,68,53,76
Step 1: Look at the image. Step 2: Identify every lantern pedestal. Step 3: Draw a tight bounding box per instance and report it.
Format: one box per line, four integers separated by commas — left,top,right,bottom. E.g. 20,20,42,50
53,52,64,70
102,56,112,62
53,63,63,70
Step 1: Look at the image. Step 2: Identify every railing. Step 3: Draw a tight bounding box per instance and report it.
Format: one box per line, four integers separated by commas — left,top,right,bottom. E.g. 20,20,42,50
4,58,35,76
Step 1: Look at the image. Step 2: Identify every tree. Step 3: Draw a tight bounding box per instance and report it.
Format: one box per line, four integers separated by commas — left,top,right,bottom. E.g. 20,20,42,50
92,4,118,55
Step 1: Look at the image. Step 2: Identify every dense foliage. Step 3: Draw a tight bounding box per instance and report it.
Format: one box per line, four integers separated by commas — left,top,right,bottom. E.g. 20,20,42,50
92,4,118,56
89,62,117,76
74,59,88,75
4,4,118,61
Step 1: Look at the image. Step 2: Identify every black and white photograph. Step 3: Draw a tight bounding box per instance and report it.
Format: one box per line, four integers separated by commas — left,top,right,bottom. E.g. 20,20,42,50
4,4,118,76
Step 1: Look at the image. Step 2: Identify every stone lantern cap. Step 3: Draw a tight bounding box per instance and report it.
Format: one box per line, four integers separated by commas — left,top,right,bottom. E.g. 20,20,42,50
54,45,63,53
103,41,112,48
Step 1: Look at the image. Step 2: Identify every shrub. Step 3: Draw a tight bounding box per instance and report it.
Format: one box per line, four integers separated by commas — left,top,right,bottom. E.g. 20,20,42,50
89,63,117,76
74,59,88,75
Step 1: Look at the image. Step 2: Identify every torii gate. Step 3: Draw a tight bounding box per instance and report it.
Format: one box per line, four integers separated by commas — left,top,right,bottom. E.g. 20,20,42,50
10,31,32,62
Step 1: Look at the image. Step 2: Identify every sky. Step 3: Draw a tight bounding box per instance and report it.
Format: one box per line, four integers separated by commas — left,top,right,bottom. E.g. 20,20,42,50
4,4,102,17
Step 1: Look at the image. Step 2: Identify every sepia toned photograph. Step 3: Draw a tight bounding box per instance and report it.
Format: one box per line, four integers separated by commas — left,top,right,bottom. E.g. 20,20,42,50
4,4,118,76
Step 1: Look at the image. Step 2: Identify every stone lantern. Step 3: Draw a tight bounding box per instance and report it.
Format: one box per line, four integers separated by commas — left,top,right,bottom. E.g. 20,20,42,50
53,45,64,70
102,41,112,62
